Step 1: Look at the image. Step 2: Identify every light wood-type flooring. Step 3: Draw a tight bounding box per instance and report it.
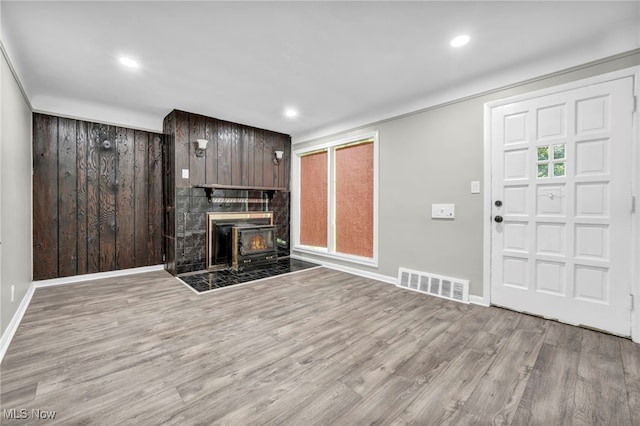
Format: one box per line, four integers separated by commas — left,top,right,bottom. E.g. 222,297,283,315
1,268,639,425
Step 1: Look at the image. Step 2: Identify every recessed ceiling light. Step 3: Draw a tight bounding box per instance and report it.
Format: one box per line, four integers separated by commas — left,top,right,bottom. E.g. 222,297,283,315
284,108,298,118
450,35,470,47
119,56,139,68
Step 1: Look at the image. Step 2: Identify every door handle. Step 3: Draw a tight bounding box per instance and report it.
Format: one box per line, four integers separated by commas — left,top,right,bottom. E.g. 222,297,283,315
494,215,503,223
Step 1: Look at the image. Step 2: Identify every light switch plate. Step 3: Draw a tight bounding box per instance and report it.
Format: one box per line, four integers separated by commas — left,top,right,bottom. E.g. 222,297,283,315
432,204,455,219
471,180,480,194
182,169,189,179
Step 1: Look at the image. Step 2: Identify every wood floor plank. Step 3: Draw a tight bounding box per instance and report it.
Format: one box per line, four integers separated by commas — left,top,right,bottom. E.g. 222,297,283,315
340,375,421,424
1,267,637,426
620,338,640,426
187,357,311,425
572,330,632,425
545,320,584,351
393,348,499,424
266,381,362,426
511,342,580,425
338,334,426,396
448,328,546,425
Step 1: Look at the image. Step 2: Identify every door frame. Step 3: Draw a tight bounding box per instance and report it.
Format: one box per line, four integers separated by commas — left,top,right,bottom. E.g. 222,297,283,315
482,66,640,343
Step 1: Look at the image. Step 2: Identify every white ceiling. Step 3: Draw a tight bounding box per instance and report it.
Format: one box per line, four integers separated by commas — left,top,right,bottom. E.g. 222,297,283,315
2,1,639,142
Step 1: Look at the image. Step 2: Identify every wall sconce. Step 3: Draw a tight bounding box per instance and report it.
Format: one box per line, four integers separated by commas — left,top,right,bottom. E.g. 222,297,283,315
195,139,208,157
273,150,284,165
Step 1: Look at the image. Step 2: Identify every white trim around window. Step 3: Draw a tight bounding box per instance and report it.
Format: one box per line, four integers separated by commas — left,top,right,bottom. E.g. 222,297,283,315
292,130,379,267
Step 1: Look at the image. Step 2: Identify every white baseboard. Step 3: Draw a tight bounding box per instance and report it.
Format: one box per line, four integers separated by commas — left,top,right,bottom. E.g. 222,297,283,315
33,265,165,288
469,294,490,307
293,254,491,305
0,283,35,363
291,254,397,285
0,265,166,364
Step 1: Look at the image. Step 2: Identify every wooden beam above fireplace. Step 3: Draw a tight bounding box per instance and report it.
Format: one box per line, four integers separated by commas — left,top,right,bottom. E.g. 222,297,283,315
193,183,286,204
193,184,289,192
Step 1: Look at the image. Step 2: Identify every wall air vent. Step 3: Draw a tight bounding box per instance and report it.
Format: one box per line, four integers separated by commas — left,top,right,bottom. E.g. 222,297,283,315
397,268,469,304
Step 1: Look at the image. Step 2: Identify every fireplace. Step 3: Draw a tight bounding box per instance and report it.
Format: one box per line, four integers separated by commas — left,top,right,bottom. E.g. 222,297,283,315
206,212,277,271
232,225,277,270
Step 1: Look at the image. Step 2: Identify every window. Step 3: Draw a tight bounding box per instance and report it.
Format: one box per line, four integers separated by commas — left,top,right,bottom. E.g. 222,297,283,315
537,144,566,178
300,150,328,248
293,132,378,266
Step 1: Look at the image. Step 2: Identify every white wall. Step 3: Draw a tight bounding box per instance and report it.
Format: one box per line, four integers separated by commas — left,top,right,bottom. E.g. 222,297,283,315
0,47,32,336
292,51,640,298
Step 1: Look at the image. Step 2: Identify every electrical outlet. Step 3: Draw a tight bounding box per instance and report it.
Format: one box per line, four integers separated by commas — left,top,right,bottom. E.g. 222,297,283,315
11,285,15,303
182,169,189,179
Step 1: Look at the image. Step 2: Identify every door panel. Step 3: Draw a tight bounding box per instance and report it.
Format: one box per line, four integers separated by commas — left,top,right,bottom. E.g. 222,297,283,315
490,77,634,336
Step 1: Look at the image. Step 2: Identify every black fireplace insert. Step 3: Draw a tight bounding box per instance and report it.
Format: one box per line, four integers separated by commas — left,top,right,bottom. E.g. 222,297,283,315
206,212,275,270
231,225,278,271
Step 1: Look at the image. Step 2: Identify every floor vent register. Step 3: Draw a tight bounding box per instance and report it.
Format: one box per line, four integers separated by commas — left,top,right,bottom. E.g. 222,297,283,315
397,267,469,304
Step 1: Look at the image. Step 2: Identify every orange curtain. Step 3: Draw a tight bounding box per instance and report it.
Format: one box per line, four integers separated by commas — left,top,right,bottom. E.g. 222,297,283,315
300,151,328,248
335,142,373,257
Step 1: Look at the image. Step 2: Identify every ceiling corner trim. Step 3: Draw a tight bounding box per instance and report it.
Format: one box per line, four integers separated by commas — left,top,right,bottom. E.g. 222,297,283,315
0,40,33,111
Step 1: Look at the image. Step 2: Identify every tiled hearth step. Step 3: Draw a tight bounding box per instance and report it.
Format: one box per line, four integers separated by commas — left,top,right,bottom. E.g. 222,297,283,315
177,258,320,294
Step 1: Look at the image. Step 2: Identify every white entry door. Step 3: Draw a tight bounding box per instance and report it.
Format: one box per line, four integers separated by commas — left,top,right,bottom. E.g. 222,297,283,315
489,75,634,336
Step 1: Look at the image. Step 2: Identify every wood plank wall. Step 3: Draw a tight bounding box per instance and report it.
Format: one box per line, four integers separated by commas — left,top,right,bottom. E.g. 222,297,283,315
32,113,164,280
166,110,291,189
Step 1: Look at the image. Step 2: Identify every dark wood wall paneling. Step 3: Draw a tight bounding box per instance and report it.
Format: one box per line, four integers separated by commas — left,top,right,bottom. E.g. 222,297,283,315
33,115,59,278
169,110,291,189
32,113,164,280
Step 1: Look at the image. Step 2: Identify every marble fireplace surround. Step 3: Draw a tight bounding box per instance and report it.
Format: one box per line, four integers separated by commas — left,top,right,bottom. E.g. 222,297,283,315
175,188,290,275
